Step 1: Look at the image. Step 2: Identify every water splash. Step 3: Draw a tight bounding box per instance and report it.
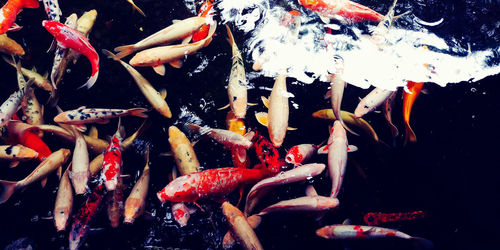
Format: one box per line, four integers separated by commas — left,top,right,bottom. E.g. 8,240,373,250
218,0,500,90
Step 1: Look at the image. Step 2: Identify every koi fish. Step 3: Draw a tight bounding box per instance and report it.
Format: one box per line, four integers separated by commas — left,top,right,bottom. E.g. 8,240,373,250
312,109,379,141
168,125,200,176
103,49,172,118
255,74,295,147
114,16,207,59
328,66,357,135
328,121,348,198
192,0,215,42
69,184,107,250
0,145,38,167
14,59,44,129
126,0,146,16
0,148,71,204
42,0,62,22
70,125,90,195
0,0,39,35
101,119,124,191
298,0,384,23
223,215,262,249
42,20,99,89
187,124,252,149
226,111,249,168
222,201,264,250
50,13,78,90
124,148,150,223
65,10,98,65
383,91,399,140
172,202,193,227
316,224,433,248
257,196,340,216
244,163,326,215
54,165,73,231
157,167,269,203
364,211,427,226
354,87,395,118
4,115,52,161
0,79,33,130
0,34,24,55
2,56,53,92
403,81,424,145
285,143,321,165
370,0,399,49
128,22,216,75
54,107,148,125
222,25,249,119
107,175,124,228
250,130,285,174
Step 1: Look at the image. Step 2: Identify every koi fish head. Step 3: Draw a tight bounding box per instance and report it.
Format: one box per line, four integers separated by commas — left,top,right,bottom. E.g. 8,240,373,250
42,20,63,37
157,175,199,203
129,53,153,67
54,206,70,231
285,146,302,164
123,198,142,224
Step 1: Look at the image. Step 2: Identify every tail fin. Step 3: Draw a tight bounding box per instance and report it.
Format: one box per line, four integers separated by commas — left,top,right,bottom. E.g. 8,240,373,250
339,119,359,136
127,108,148,118
143,145,150,170
0,180,18,204
21,0,39,8
403,122,416,146
116,117,126,138
114,45,135,59
77,71,99,89
102,49,121,62
127,0,146,16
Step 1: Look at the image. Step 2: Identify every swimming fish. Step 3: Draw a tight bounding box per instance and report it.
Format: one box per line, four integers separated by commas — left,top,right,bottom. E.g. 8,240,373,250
328,71,357,135
312,109,379,141
255,74,294,147
15,58,44,129
298,0,384,23
4,115,52,161
2,56,53,92
403,81,424,145
0,79,33,130
0,0,39,35
54,165,73,231
327,121,348,198
157,167,269,203
250,130,286,174
107,175,124,228
114,16,207,59
364,211,427,226
168,125,200,176
222,201,264,250
103,49,172,118
42,0,62,22
354,87,395,118
50,13,78,90
42,20,99,89
223,215,262,249
0,145,38,167
285,143,321,166
101,119,125,191
69,126,90,195
187,124,252,149
0,34,24,55
54,107,148,125
191,0,215,42
370,0,399,49
128,21,216,75
0,148,71,204
257,196,340,216
124,147,150,224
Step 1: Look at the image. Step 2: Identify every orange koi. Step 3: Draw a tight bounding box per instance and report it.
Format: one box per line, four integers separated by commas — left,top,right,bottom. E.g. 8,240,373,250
403,81,424,145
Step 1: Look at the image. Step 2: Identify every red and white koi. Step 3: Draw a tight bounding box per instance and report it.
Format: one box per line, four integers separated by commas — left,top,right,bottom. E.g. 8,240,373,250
50,14,78,89
298,0,384,23
354,87,394,118
0,0,39,35
157,167,269,203
101,119,125,191
43,0,62,22
42,20,99,89
54,107,148,125
327,120,348,198
192,0,215,42
187,124,252,149
285,143,321,165
0,79,33,130
124,147,150,224
0,148,71,204
257,196,340,216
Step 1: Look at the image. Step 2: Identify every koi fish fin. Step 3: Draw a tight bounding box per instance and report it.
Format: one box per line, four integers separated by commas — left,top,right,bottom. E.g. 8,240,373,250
153,64,166,76
319,15,331,24
160,89,167,99
186,123,202,133
159,151,173,157
403,122,417,146
421,88,429,95
317,145,328,154
236,186,244,207
114,45,135,59
89,126,98,139
57,166,62,180
181,35,192,45
127,0,146,17
8,23,22,32
47,39,57,53
169,166,177,181
243,131,255,141
77,71,99,89
347,145,358,152
0,180,17,204
116,117,126,138
305,185,318,197
324,89,331,99
410,237,434,250
254,112,269,127
217,104,230,110
20,0,39,8
341,119,360,136
260,96,269,108
342,218,352,225
9,161,20,168
287,126,297,131
193,202,205,212
169,60,183,69
127,108,149,118
41,177,48,188
235,147,247,163
247,102,258,106
95,119,110,124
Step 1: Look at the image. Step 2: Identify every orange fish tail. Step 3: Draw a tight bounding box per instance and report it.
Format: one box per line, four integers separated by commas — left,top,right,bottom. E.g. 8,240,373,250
127,108,148,118
114,45,135,59
403,122,417,146
0,180,18,204
20,0,40,8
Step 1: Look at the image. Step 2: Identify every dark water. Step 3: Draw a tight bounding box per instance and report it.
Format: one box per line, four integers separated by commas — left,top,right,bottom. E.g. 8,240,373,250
0,0,499,249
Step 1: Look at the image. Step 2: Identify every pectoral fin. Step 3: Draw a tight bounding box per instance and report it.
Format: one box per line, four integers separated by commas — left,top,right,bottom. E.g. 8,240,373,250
153,64,166,76
260,96,269,108
169,60,183,69
255,112,269,127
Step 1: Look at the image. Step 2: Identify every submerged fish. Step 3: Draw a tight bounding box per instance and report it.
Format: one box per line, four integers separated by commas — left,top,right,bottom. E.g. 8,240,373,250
327,121,348,198
225,25,249,119
101,119,125,191
0,145,38,166
0,79,33,130
124,148,150,224
168,125,200,176
222,201,263,250
298,0,384,23
0,34,24,55
54,107,148,125
354,87,395,118
54,165,73,231
0,0,39,35
403,81,424,145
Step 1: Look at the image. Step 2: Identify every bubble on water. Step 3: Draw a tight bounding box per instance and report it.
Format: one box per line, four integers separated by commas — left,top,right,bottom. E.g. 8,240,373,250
471,87,477,92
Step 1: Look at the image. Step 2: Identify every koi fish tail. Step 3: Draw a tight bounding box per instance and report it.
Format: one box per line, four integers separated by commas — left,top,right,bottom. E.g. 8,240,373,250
47,87,60,107
339,118,359,136
388,122,399,139
127,108,149,118
77,71,99,90
410,237,434,250
21,0,40,8
113,45,135,59
403,122,417,146
0,180,18,204
102,49,121,62
116,117,126,138
127,0,146,17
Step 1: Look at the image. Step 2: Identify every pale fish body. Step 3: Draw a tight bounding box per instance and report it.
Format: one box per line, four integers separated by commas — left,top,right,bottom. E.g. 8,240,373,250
107,176,124,228
226,25,248,118
188,124,252,149
51,14,77,89
70,127,90,194
258,196,340,216
311,109,379,142
268,74,289,147
16,61,43,127
0,145,38,162
103,49,172,118
328,121,348,198
53,107,147,125
43,0,62,21
2,56,52,92
329,73,356,135
223,215,262,249
123,149,150,224
0,148,71,204
285,143,317,165
101,121,124,191
129,22,217,73
168,126,200,175
370,0,398,49
114,16,207,59
0,80,32,129
317,224,411,240
222,201,263,250
54,166,73,231
354,87,394,118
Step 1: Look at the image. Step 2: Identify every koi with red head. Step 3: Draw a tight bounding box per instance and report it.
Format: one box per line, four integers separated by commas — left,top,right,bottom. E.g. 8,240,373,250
192,0,215,42
250,130,286,174
298,0,384,23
